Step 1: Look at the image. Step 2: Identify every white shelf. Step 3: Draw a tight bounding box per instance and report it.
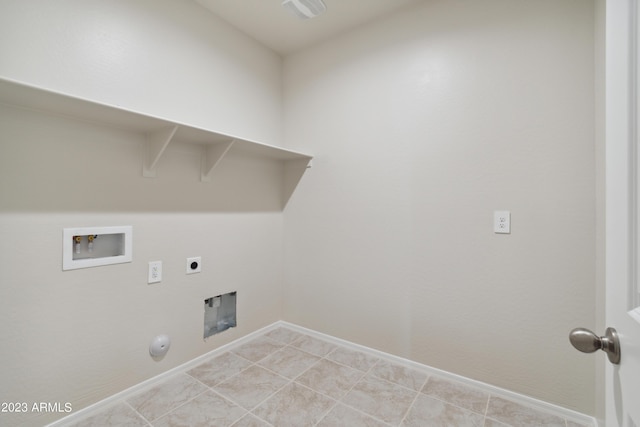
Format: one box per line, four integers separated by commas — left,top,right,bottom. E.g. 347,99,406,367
0,78,312,207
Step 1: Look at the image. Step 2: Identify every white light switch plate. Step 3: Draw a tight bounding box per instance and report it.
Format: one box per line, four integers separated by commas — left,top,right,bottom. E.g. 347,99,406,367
494,211,511,234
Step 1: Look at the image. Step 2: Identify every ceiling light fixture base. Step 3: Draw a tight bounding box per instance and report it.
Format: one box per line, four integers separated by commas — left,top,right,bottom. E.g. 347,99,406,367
282,0,327,19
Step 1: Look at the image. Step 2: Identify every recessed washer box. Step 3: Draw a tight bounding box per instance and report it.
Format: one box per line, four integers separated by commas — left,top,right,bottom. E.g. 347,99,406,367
63,226,132,271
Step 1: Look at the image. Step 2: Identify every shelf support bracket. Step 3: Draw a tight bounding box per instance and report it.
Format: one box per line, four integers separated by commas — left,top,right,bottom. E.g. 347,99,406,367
143,125,178,178
201,139,235,182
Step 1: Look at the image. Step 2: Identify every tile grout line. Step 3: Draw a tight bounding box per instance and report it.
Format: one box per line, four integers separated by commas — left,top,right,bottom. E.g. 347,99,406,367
231,412,275,427
220,332,330,425
483,395,493,427
186,375,258,427
273,330,504,426
319,354,377,425
228,364,288,415
189,342,286,425
282,380,340,427
254,334,450,400
312,354,395,426
308,348,373,426
181,358,255,424
137,377,212,425
397,376,429,427
483,394,491,418
262,340,391,427
418,387,491,419
252,338,344,426
123,400,153,427
322,345,382,374
245,368,335,425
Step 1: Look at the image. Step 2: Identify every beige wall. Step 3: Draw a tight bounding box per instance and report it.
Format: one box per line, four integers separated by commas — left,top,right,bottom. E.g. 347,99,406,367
283,0,598,414
0,1,285,426
0,0,282,145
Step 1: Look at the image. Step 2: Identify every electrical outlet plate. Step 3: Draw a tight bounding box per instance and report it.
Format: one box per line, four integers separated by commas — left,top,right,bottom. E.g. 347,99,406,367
186,256,201,274
148,261,162,283
494,211,511,234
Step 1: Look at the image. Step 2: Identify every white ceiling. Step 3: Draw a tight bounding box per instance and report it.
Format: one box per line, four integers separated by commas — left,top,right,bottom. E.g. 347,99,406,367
194,0,423,56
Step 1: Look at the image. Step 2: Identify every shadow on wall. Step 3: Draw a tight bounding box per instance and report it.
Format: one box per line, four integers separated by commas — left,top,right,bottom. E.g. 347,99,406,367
0,103,309,213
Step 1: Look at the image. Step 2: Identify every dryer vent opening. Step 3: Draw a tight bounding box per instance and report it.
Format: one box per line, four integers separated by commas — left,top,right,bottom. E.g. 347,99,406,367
204,292,237,339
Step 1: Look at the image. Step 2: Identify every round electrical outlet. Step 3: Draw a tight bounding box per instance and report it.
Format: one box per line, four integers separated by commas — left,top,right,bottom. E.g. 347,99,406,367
186,256,202,274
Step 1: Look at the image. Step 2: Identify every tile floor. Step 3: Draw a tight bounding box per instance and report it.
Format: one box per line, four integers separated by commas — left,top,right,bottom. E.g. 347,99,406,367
67,327,592,427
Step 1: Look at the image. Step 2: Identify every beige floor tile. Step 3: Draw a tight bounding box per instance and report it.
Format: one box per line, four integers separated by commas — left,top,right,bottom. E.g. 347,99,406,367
263,327,306,344
257,345,320,379
295,359,365,399
326,346,380,372
290,334,337,357
230,413,272,427
214,365,288,410
317,403,391,427
126,374,207,422
68,402,148,427
60,331,594,427
483,417,511,426
342,374,417,425
422,376,489,414
401,393,484,427
231,336,284,362
152,390,246,427
187,352,252,387
252,382,336,427
485,396,565,427
369,359,428,391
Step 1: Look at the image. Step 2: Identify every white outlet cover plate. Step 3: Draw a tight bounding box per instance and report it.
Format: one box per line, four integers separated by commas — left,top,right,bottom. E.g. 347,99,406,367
494,211,511,234
148,261,162,284
186,256,201,274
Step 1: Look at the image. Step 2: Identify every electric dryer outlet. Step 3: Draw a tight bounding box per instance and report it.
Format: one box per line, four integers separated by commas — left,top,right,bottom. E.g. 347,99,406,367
186,256,201,274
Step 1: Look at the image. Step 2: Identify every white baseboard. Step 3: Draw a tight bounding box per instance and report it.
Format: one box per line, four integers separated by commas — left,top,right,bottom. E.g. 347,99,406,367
48,321,598,427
